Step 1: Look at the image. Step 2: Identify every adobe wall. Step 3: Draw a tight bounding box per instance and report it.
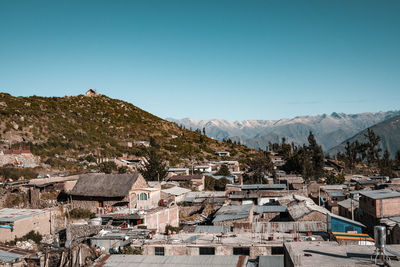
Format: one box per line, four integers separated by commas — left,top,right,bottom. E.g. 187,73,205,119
0,210,51,242
143,205,179,233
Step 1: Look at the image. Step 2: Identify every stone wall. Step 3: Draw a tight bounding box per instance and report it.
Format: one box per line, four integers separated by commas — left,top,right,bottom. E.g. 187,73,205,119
66,224,105,245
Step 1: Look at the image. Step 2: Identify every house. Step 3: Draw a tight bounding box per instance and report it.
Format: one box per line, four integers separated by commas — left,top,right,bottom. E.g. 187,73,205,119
215,151,230,157
183,191,227,205
327,213,365,234
212,161,240,172
337,198,359,220
286,196,329,222
69,173,159,213
0,208,51,242
100,205,179,233
161,186,191,203
167,175,205,191
212,204,254,226
85,88,98,96
167,168,190,176
253,205,289,222
359,189,400,230
193,165,212,173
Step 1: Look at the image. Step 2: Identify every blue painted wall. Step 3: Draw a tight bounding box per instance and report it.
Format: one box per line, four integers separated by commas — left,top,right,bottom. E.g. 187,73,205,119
331,217,362,233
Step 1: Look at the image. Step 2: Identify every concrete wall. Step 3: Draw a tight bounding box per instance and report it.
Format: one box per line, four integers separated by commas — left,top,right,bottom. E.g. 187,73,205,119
141,243,272,259
143,205,179,233
0,210,51,242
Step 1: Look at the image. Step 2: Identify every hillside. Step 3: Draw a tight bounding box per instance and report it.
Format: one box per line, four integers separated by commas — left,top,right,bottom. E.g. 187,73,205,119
168,111,400,150
328,115,400,158
0,93,259,170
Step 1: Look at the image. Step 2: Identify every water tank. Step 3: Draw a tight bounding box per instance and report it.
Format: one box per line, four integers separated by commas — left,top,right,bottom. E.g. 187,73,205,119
374,226,386,249
89,217,102,226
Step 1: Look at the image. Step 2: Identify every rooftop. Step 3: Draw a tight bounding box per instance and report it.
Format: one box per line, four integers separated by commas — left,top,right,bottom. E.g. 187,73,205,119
337,198,359,209
241,184,286,190
285,242,400,267
0,249,23,263
95,255,248,267
212,204,252,223
161,186,191,196
254,205,288,214
359,189,400,200
0,208,48,223
70,173,142,197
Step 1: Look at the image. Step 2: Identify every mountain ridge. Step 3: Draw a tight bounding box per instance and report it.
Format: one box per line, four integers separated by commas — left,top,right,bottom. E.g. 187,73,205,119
168,111,400,151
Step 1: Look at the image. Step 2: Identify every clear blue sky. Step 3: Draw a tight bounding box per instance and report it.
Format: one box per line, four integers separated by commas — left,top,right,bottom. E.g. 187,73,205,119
1,0,399,121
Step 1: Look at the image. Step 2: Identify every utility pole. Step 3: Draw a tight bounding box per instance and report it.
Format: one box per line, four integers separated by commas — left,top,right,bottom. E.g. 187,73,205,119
351,197,354,221
318,187,321,206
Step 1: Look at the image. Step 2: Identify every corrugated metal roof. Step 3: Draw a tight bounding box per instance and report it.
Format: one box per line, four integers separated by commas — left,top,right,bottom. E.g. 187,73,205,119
337,199,359,209
161,186,191,196
321,185,347,190
254,205,288,214
0,249,23,263
255,222,326,233
99,255,247,267
360,189,400,199
259,256,284,267
194,225,230,233
185,191,226,198
0,208,48,223
213,213,249,223
329,192,345,197
241,184,286,190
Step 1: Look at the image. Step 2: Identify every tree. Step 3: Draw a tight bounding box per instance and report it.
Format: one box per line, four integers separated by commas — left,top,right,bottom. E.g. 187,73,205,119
204,176,216,191
215,165,232,176
118,166,128,174
307,131,324,178
379,149,393,177
215,177,230,191
364,128,381,164
139,149,168,181
326,173,345,185
245,154,274,184
99,161,117,174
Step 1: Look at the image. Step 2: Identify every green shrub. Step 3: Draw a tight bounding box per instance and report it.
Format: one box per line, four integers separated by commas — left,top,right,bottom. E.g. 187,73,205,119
68,208,95,219
165,224,180,234
120,246,143,254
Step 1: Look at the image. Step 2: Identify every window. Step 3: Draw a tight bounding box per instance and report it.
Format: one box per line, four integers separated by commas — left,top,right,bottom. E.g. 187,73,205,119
271,246,284,255
233,247,250,256
148,193,150,199
155,247,164,256
199,247,215,255
140,193,147,200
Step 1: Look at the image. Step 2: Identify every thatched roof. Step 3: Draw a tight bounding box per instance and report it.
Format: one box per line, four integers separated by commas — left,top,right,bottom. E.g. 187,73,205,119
70,173,141,197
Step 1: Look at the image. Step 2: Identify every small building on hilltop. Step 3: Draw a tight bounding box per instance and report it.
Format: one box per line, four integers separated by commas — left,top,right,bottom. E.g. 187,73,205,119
85,88,99,96
69,173,160,213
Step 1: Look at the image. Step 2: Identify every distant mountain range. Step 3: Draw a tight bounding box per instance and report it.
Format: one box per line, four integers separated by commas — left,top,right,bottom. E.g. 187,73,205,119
168,111,400,153
328,114,400,157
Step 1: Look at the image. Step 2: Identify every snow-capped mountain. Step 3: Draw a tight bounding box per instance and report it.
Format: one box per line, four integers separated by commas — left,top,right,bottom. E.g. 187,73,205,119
167,111,400,151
